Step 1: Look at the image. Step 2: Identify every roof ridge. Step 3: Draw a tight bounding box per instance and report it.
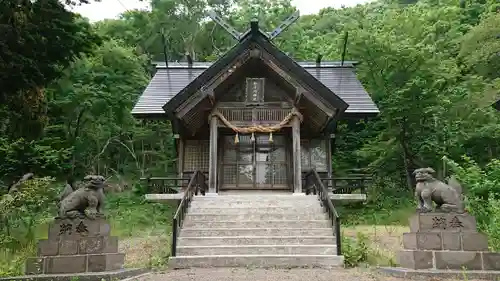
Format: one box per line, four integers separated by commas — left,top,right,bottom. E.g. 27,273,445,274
152,61,359,69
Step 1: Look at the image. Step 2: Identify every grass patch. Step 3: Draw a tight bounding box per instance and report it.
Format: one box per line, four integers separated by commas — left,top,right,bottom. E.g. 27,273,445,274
340,204,415,226
106,191,175,237
338,188,414,268
338,186,415,226
342,227,401,268
105,191,176,268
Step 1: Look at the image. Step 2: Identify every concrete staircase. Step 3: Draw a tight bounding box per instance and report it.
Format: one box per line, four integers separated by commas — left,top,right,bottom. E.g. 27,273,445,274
169,194,344,268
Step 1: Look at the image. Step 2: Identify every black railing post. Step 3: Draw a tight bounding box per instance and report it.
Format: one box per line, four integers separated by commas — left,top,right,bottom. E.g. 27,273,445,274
335,216,342,256
309,169,342,258
146,176,152,193
172,218,177,257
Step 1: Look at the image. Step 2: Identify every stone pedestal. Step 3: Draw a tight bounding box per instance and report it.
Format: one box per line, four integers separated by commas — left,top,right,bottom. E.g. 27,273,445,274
379,212,500,280
25,217,125,275
397,212,500,271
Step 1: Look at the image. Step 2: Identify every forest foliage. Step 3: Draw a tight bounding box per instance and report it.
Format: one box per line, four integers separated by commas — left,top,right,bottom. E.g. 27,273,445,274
0,0,499,270
0,0,497,186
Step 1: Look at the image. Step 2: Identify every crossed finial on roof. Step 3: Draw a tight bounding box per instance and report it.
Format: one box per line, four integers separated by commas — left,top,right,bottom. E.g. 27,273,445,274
206,10,300,42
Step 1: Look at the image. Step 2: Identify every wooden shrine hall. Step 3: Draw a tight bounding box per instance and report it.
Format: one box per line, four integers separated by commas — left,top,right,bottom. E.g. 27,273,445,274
131,19,379,197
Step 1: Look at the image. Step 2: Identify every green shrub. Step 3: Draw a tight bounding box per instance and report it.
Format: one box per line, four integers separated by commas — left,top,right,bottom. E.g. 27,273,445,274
0,177,57,250
446,156,500,250
342,232,369,267
0,177,57,277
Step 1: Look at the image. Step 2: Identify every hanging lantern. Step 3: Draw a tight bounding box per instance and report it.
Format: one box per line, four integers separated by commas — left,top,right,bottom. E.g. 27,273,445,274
251,132,255,142
269,132,273,143
234,133,239,144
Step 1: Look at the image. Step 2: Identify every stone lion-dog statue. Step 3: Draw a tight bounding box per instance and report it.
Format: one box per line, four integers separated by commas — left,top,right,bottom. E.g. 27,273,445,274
58,175,106,220
414,167,465,213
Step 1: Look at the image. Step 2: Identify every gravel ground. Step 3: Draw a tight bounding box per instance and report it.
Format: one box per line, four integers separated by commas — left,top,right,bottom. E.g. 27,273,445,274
130,268,481,281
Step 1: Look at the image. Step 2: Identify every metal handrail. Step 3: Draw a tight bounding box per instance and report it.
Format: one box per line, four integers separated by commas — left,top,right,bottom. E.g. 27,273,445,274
301,174,372,194
305,169,342,256
171,170,207,257
140,176,188,194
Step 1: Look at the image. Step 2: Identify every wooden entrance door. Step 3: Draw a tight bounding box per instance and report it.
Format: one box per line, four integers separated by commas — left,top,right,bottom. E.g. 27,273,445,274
220,134,289,190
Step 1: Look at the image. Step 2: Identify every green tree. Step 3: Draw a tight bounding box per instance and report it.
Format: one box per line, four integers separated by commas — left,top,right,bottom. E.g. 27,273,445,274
46,39,151,176
0,0,100,140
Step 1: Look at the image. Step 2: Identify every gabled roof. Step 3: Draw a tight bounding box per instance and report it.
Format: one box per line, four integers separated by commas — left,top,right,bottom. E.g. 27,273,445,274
132,23,379,118
131,63,379,117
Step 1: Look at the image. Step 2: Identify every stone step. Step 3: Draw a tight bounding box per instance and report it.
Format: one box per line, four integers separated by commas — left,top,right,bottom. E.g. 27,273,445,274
187,206,325,213
192,198,320,203
177,245,338,256
190,202,322,208
180,228,334,237
193,195,318,200
182,220,331,228
177,236,336,246
169,254,344,269
194,195,317,199
191,197,319,202
185,213,327,221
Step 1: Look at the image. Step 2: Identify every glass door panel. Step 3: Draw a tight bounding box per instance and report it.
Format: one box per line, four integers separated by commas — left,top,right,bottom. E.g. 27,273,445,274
221,134,288,189
255,145,272,186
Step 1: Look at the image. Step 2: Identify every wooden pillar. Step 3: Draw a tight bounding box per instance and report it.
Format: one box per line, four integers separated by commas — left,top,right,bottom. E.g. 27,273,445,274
327,121,337,185
208,115,218,194
330,121,338,191
326,134,332,189
291,115,302,194
177,137,185,188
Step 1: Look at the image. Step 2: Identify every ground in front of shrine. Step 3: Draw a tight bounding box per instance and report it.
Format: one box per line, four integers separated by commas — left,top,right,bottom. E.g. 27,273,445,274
127,268,485,281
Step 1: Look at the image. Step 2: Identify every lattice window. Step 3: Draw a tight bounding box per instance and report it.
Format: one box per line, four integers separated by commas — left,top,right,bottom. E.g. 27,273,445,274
245,78,265,103
183,140,209,172
301,140,311,169
301,139,328,172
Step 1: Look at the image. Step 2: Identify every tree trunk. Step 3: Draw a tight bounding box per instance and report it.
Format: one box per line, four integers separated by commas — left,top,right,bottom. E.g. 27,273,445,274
399,121,415,190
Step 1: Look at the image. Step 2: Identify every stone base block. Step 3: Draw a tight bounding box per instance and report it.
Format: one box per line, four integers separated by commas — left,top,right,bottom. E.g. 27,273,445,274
0,268,149,281
45,255,87,274
48,218,111,240
87,253,125,272
435,251,483,270
397,250,433,269
78,236,119,255
402,231,489,251
37,236,119,256
403,233,442,250
37,240,59,256
397,250,500,271
462,232,489,251
26,253,125,275
378,267,500,281
408,212,477,232
25,258,45,275
482,253,500,270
